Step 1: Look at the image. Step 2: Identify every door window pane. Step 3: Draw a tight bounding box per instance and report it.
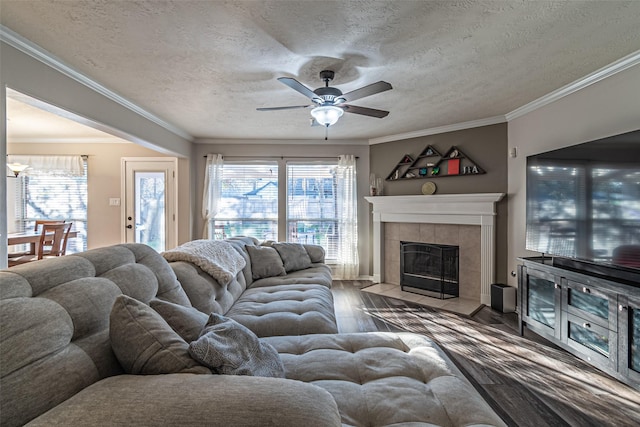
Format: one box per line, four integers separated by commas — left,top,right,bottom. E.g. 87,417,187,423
135,171,166,252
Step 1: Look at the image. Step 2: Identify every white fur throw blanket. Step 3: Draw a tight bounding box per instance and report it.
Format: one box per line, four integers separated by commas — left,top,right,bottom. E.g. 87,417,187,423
162,240,246,286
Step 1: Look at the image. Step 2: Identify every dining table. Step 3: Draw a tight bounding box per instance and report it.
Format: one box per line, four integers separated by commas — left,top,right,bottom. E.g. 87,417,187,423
8,230,79,257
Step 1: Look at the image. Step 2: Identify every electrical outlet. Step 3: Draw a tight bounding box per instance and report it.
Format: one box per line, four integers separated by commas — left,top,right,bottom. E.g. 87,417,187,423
109,198,121,206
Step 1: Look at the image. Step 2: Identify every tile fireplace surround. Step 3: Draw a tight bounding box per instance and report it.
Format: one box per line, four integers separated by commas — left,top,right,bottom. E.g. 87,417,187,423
365,193,505,305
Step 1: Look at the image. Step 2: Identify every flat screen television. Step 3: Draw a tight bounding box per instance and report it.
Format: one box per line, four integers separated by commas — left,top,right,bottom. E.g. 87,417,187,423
525,129,640,285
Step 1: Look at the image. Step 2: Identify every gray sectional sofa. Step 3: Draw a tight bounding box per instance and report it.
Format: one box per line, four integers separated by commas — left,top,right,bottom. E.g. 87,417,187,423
0,238,506,427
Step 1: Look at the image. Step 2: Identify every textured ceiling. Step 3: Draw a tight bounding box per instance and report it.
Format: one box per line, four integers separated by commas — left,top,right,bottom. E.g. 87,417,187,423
2,0,640,142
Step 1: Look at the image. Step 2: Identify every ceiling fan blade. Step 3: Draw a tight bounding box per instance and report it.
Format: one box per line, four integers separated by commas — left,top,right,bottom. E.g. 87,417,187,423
257,105,312,111
339,81,392,103
277,77,323,102
341,104,389,118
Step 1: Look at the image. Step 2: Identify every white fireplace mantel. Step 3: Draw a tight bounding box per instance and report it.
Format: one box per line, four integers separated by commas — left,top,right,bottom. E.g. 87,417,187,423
365,193,505,305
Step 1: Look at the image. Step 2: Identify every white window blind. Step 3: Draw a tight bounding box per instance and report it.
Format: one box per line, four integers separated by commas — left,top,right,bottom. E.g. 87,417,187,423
13,158,88,253
287,162,338,260
214,162,278,240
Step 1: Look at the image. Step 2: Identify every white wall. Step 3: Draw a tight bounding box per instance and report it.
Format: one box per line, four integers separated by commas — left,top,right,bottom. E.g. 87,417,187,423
193,140,372,277
506,64,640,286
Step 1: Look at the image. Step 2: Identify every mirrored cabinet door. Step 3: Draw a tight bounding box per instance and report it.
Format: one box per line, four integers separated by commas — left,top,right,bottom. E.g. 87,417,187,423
564,280,617,331
520,266,562,339
618,295,640,388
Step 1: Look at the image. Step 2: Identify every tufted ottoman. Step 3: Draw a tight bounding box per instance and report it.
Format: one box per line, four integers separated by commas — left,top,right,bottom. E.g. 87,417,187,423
265,332,507,427
225,283,338,337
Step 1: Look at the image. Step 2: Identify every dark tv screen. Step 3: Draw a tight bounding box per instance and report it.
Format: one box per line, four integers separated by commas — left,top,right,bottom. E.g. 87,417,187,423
526,129,640,274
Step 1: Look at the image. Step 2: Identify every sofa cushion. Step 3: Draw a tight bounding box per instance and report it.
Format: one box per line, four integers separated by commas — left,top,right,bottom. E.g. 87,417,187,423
149,299,209,342
110,295,210,375
265,332,507,427
226,284,338,337
245,245,286,279
189,314,285,378
272,243,312,272
169,260,246,317
250,264,333,289
25,375,342,427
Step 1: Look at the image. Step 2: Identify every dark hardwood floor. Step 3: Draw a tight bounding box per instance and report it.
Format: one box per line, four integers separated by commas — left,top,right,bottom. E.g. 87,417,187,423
331,280,640,427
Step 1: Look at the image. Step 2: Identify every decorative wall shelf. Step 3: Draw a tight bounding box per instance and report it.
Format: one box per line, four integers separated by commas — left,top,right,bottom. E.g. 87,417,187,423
385,145,485,181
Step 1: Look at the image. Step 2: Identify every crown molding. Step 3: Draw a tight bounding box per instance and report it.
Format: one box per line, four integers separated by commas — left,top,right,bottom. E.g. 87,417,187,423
371,50,640,144
9,137,129,144
368,116,506,145
506,49,640,121
0,25,193,142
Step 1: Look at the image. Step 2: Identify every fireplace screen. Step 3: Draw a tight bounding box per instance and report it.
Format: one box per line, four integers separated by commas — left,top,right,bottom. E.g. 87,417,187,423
400,242,459,299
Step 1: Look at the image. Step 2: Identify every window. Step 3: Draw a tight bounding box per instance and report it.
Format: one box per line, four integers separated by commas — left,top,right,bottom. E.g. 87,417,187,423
287,162,339,260
213,162,278,240
12,158,88,253
208,157,351,267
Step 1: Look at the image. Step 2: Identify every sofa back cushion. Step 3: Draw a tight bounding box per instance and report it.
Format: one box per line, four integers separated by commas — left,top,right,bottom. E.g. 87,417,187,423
0,243,191,427
168,236,259,316
271,242,312,272
246,245,287,279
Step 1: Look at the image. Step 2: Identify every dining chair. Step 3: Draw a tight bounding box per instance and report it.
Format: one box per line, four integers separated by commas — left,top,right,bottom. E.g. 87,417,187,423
8,222,73,267
35,219,67,232
8,220,68,259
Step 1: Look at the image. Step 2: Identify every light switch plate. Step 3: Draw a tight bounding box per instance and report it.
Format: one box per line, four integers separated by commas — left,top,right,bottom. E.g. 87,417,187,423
109,198,121,206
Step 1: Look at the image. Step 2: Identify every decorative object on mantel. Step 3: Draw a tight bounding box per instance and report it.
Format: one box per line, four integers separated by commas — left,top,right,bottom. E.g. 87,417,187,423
369,173,384,196
385,145,485,181
421,181,437,195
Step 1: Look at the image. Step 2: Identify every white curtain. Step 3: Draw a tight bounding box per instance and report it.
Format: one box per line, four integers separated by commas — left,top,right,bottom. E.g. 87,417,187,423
335,154,359,279
7,155,84,177
202,154,224,239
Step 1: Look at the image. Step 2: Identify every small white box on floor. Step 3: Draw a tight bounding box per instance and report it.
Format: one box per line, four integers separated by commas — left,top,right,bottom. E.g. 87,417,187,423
490,284,516,313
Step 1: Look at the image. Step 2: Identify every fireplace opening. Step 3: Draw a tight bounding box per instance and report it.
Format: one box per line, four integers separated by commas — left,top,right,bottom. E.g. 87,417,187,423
400,241,459,299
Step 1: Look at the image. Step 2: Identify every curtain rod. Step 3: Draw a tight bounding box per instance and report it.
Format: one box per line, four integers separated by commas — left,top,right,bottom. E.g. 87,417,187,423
203,155,358,159
8,154,89,159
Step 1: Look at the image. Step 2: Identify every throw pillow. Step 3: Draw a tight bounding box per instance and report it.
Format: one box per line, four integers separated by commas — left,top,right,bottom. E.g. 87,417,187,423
189,313,285,378
110,294,210,375
304,244,325,263
149,299,209,342
272,242,312,272
245,245,287,280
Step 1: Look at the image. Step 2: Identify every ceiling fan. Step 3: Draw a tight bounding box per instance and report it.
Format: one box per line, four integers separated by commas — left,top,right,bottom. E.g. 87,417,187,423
257,70,392,130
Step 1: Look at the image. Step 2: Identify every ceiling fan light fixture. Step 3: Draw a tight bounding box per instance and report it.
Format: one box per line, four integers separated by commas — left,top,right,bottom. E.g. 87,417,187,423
310,105,344,127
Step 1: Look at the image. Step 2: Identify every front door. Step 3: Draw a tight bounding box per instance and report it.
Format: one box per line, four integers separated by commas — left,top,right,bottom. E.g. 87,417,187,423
123,158,177,252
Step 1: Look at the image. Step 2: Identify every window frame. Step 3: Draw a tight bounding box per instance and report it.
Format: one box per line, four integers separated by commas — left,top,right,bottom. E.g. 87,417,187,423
207,157,341,262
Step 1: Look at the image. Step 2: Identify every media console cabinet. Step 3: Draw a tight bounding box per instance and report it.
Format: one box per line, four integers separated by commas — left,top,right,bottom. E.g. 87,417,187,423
518,257,640,390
